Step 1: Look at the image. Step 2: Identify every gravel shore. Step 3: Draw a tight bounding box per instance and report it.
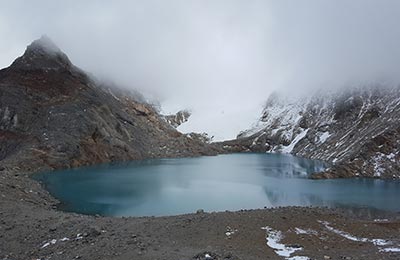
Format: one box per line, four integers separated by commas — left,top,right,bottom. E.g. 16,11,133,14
1,169,400,260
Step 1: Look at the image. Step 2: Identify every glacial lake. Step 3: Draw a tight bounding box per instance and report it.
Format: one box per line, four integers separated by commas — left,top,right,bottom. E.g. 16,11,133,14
34,153,400,217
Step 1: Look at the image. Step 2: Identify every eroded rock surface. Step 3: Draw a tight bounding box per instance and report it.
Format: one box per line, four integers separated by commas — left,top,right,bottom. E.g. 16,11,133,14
0,36,219,173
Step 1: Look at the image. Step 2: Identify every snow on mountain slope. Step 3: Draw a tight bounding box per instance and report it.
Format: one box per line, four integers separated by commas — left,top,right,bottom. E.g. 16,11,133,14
228,86,400,178
164,110,191,128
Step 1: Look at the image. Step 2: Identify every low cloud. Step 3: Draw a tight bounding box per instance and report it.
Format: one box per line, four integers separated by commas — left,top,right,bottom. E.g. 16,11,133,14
1,0,399,140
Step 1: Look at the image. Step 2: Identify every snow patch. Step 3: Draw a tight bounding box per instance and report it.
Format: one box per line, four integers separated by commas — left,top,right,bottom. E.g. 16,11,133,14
373,219,389,223
262,226,309,259
294,228,318,236
386,153,396,162
371,152,395,177
287,257,310,260
380,247,400,253
319,221,368,242
374,164,384,177
281,129,309,154
40,238,58,249
372,239,392,246
319,132,331,143
319,221,396,253
251,132,266,147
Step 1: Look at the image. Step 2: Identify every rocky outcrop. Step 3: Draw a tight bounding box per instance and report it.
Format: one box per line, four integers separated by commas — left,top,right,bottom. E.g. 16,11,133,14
164,110,191,128
0,36,219,173
221,87,400,179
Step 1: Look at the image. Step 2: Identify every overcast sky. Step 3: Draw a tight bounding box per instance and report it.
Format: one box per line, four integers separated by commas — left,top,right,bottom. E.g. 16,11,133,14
1,0,400,140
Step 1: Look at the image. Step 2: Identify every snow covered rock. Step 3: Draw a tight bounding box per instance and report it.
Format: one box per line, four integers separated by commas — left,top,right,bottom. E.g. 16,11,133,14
225,87,400,179
164,110,191,128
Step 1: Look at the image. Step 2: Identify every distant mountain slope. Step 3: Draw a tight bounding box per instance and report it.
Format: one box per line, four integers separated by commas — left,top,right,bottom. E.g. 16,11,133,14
0,36,218,172
164,110,191,128
222,87,400,179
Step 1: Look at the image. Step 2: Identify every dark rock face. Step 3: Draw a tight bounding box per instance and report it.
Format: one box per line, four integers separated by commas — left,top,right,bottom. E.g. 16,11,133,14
10,35,73,71
221,87,400,179
0,37,218,173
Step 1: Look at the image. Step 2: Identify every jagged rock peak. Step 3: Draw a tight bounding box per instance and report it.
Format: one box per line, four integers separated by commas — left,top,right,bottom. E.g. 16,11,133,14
10,35,72,70
165,110,191,128
29,35,62,53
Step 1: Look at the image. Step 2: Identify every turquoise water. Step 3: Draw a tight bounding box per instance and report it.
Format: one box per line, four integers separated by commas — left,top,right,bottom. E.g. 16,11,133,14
34,153,400,217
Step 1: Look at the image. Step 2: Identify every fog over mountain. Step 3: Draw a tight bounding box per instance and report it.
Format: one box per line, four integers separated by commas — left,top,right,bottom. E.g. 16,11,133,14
1,0,400,140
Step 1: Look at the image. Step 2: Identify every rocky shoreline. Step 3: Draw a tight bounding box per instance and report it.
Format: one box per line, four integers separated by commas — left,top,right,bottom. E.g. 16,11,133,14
1,165,400,260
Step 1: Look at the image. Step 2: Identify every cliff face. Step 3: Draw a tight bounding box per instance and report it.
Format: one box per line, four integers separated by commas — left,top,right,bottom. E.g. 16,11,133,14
0,36,218,173
164,110,191,128
222,87,400,179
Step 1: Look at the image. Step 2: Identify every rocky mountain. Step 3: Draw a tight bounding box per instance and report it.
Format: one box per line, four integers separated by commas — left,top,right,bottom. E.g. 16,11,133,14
0,36,218,173
222,87,400,179
164,110,191,128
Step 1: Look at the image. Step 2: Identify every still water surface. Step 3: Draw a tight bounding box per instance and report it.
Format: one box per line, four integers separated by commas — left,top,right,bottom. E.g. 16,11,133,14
34,154,400,216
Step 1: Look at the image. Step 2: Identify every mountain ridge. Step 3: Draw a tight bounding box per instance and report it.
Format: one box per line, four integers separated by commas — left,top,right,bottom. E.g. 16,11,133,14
221,86,400,179
0,37,218,173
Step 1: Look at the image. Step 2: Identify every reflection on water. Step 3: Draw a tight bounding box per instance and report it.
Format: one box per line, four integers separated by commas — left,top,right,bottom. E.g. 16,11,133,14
34,153,400,217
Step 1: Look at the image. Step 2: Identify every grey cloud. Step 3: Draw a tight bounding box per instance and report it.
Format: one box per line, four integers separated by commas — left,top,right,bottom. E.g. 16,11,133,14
1,0,399,140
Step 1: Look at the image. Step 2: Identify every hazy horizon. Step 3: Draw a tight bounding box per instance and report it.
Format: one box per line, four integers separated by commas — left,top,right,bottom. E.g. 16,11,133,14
1,0,400,140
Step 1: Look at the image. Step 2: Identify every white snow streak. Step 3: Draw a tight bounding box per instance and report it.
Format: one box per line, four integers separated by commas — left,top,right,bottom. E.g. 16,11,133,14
381,247,400,252
281,129,309,153
287,257,311,260
319,221,397,253
261,226,309,259
319,132,331,143
294,228,318,236
40,239,57,249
